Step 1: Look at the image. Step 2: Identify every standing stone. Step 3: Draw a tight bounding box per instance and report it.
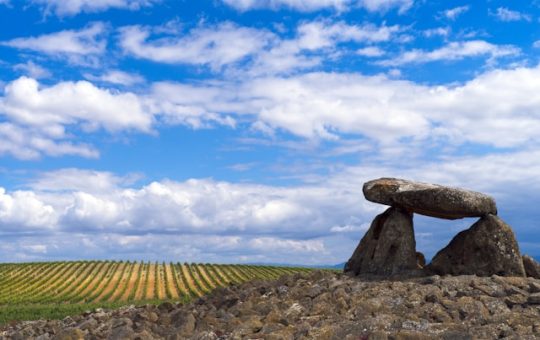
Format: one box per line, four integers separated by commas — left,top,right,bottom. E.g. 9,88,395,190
522,255,540,279
363,178,497,220
344,206,417,276
428,214,525,277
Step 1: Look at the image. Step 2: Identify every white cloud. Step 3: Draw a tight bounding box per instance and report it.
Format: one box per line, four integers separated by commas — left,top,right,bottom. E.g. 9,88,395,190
152,65,540,149
443,5,469,20
119,22,273,69
150,74,429,141
0,122,98,160
330,224,369,233
150,81,238,129
249,21,398,75
423,27,450,38
250,237,326,253
2,22,106,56
5,148,540,262
13,61,51,79
120,20,399,75
84,70,145,86
356,46,385,57
1,77,152,132
492,7,532,22
0,77,152,159
534,40,540,48
296,20,398,47
222,0,350,11
359,0,412,13
378,40,520,66
0,188,57,229
32,0,158,16
4,169,369,238
28,168,139,194
22,244,48,254
222,0,413,13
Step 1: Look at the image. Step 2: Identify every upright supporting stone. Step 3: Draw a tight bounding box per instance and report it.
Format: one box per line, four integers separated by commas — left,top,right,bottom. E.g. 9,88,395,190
428,214,525,277
345,206,418,276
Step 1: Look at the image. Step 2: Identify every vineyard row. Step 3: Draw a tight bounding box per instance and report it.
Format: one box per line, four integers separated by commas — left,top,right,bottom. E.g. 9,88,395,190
0,262,312,305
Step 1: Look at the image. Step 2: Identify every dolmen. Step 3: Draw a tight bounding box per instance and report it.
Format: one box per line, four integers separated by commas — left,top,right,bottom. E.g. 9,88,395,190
345,178,540,278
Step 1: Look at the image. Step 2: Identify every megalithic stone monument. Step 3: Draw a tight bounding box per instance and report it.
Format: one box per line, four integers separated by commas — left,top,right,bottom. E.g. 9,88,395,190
345,178,531,277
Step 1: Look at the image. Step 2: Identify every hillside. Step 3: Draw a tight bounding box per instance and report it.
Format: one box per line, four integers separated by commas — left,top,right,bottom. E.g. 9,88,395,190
0,261,313,324
3,270,540,339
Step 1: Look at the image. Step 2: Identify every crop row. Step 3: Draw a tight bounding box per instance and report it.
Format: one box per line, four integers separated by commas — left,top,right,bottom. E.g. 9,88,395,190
0,262,312,305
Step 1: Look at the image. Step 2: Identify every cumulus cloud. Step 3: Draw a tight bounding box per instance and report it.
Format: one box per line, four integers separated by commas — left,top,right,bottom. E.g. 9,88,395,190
8,168,369,237
84,70,145,86
5,63,540,160
1,77,151,132
119,22,273,69
356,46,385,57
13,61,51,79
31,0,158,16
0,77,152,159
359,0,412,13
119,20,400,75
222,0,349,11
378,40,519,66
5,148,540,262
0,168,368,263
423,27,450,38
492,7,532,22
28,168,139,194
249,238,326,253
443,5,469,20
249,21,399,75
2,22,106,57
152,65,540,149
0,122,98,160
222,0,413,13
0,188,57,230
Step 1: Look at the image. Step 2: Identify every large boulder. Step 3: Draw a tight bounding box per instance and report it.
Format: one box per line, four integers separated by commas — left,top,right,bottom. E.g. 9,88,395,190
522,255,540,279
344,206,418,276
363,178,497,220
428,214,525,277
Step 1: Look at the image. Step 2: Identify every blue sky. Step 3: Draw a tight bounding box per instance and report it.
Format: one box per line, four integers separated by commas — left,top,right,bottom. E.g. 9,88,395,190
1,0,540,264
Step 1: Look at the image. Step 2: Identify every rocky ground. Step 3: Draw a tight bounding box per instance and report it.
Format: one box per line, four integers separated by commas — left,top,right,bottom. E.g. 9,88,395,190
3,270,540,339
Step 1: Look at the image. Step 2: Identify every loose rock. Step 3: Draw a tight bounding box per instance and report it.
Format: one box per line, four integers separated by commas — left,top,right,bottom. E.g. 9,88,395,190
2,271,540,339
344,206,418,276
523,255,540,279
428,214,525,277
363,178,497,220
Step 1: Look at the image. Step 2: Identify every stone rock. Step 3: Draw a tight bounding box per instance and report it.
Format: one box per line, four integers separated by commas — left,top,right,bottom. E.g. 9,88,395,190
522,255,540,279
52,328,85,340
344,206,418,276
527,293,540,305
363,178,497,220
5,271,540,339
428,214,525,277
416,252,426,268
529,282,540,294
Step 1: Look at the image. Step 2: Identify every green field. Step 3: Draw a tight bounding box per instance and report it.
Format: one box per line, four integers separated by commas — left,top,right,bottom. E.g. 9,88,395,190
0,261,313,324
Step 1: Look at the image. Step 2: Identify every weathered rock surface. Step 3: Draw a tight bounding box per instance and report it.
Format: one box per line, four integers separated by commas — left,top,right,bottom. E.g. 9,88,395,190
363,178,497,220
3,271,540,339
344,207,418,276
429,214,525,277
523,255,540,279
